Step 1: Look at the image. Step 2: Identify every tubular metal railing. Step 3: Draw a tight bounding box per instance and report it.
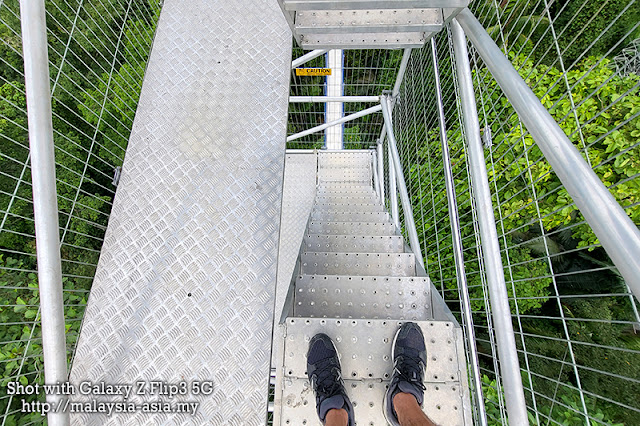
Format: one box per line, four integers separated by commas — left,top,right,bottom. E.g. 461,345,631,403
0,1,161,424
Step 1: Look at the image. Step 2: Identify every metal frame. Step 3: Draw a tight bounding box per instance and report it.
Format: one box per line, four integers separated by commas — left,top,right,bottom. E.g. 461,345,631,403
431,37,487,426
19,0,69,425
287,104,382,142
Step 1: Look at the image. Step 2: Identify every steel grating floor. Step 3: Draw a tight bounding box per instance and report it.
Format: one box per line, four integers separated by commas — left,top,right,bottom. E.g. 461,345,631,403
69,0,292,424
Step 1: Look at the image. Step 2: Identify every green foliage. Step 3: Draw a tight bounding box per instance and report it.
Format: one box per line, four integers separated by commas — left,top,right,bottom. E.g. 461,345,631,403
545,0,640,65
0,2,161,424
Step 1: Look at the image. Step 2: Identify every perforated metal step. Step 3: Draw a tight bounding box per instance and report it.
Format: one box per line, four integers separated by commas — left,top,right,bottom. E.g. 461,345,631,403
318,167,372,182
276,318,472,425
308,221,396,235
317,183,373,191
313,202,385,212
279,0,469,49
311,210,389,222
293,275,431,319
316,188,377,197
318,151,372,169
316,194,381,204
300,252,415,276
275,150,471,425
303,234,405,253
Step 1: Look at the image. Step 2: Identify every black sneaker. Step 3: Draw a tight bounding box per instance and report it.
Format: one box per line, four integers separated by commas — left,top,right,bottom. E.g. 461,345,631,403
306,333,355,426
384,322,427,426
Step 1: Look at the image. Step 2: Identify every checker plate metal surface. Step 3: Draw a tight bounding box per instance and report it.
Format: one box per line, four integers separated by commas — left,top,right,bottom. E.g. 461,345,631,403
293,275,431,319
69,1,292,424
304,234,405,253
284,319,458,381
300,252,415,276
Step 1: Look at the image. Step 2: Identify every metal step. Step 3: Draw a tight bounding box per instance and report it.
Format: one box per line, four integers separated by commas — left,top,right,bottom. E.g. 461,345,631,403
316,188,376,197
318,151,372,169
315,195,381,204
313,202,385,213
276,318,472,425
293,275,431,319
317,183,373,191
308,221,396,235
303,234,405,253
318,167,371,182
300,252,415,276
300,32,427,49
282,0,468,10
310,210,389,223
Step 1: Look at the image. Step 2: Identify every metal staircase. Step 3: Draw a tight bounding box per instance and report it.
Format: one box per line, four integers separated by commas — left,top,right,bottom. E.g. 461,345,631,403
274,151,472,425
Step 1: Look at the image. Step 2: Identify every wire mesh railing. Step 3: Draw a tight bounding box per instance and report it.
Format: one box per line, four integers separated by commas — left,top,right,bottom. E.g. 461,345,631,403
0,0,161,423
390,1,640,424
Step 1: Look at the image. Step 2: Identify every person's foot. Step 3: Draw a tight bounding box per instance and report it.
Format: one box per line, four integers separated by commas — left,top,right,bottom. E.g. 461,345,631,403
384,322,428,426
307,333,354,426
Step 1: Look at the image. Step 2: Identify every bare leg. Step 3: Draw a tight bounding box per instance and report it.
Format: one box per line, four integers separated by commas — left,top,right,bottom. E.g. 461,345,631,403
393,392,437,426
324,408,349,426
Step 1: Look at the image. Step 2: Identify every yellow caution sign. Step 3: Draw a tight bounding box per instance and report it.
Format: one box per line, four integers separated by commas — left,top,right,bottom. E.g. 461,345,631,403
295,68,332,76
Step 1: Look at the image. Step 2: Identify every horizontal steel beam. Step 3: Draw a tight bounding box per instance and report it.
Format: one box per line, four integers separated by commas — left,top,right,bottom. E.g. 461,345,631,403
289,96,379,102
287,104,382,142
291,49,328,68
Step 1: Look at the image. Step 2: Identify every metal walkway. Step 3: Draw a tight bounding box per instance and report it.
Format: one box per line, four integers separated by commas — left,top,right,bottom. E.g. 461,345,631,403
274,151,472,425
68,0,291,424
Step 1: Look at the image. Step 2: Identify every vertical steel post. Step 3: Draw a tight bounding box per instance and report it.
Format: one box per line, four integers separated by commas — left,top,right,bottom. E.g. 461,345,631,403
381,96,424,269
431,37,488,426
326,49,343,149
450,19,528,425
376,140,385,199
455,8,640,299
19,1,70,425
388,141,400,230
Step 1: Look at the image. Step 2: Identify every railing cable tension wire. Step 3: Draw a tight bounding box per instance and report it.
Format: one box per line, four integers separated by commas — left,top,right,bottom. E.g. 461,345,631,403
430,36,488,426
455,8,640,300
19,0,70,424
451,18,529,425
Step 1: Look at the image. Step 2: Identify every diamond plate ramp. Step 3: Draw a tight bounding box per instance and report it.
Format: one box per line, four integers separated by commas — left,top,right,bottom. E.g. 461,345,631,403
69,1,291,424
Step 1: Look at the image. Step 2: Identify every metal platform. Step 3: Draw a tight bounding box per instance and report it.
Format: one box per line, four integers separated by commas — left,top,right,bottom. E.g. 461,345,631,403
69,1,292,424
278,0,469,49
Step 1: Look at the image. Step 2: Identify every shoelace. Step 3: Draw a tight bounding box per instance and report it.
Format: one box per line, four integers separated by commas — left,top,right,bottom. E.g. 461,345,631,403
312,357,344,396
395,354,427,391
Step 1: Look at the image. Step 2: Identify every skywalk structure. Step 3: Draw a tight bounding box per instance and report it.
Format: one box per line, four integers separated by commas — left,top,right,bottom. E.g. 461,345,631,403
3,0,640,425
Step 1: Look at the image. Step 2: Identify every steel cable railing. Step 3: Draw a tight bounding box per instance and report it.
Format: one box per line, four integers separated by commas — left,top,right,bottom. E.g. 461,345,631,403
0,1,161,424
